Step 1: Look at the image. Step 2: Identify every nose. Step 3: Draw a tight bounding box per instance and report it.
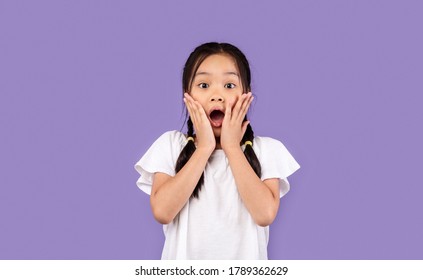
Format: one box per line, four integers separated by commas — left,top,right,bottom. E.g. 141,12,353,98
210,86,225,102
210,91,224,102
210,96,224,102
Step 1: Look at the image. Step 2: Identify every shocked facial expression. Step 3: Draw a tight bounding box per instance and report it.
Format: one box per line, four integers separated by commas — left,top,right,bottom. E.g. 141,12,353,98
189,54,244,137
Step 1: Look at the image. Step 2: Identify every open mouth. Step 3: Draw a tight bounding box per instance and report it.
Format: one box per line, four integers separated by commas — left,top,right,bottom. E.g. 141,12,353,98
209,109,225,127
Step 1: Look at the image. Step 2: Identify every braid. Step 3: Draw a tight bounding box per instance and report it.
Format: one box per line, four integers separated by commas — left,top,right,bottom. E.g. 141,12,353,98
187,117,194,136
241,118,262,178
175,117,204,199
176,116,261,198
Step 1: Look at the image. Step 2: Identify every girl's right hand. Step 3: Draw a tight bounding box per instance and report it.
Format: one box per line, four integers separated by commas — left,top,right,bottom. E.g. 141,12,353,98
184,93,216,153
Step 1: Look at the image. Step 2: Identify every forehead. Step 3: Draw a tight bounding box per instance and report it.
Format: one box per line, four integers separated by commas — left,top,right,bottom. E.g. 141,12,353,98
196,54,238,73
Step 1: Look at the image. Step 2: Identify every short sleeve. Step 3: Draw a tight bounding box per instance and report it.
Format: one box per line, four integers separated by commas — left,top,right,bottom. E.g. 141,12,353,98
134,131,185,195
254,137,300,198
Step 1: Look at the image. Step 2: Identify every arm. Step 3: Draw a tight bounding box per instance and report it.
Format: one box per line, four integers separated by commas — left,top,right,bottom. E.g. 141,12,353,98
225,147,280,227
151,147,212,224
221,92,280,227
151,93,216,224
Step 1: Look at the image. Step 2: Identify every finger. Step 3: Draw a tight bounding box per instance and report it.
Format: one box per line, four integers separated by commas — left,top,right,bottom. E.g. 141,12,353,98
184,95,198,126
184,94,194,115
189,99,203,118
242,93,254,116
188,96,204,122
184,92,194,102
185,93,200,117
233,93,248,120
184,94,192,116
190,98,210,131
235,93,252,122
241,120,250,137
241,92,252,113
225,101,232,122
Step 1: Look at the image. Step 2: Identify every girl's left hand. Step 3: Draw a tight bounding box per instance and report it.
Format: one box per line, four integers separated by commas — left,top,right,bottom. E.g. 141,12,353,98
220,92,254,152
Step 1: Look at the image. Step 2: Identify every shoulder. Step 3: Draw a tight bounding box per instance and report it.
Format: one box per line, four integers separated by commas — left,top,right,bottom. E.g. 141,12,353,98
252,136,288,155
135,130,188,172
252,135,300,179
154,130,188,148
253,135,283,146
158,130,186,140
141,130,188,159
135,131,186,194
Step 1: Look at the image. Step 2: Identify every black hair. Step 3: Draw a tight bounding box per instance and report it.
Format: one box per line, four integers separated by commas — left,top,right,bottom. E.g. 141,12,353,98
175,42,261,198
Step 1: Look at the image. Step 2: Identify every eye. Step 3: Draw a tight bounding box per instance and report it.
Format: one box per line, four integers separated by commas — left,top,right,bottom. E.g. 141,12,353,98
224,83,236,89
198,83,209,89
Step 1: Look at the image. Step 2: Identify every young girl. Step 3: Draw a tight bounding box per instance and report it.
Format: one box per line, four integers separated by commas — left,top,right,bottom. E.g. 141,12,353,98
135,42,300,260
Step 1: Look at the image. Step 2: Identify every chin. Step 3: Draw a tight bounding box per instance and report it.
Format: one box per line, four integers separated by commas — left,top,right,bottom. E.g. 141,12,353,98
212,127,221,138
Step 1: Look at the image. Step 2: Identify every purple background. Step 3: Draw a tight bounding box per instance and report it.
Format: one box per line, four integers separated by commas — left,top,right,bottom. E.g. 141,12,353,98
1,0,422,259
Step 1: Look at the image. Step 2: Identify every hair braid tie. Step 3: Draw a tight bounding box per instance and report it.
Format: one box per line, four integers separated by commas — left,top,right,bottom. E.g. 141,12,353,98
244,141,253,147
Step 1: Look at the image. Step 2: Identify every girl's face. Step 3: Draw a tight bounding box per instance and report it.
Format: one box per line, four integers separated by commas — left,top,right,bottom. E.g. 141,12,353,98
189,53,244,137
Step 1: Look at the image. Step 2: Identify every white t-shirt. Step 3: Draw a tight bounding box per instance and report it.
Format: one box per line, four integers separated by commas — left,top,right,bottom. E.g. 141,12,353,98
134,130,300,260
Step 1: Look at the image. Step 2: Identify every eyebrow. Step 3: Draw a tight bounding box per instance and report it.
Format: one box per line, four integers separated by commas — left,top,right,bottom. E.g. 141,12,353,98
195,71,239,77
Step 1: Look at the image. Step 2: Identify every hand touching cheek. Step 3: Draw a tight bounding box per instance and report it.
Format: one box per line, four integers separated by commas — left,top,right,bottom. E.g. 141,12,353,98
220,92,254,152
184,93,216,152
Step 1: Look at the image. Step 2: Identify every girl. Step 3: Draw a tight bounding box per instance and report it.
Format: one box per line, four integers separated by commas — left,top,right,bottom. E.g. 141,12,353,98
135,42,300,260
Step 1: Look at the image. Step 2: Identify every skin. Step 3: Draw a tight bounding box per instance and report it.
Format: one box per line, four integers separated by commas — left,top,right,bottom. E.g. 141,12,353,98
150,54,280,227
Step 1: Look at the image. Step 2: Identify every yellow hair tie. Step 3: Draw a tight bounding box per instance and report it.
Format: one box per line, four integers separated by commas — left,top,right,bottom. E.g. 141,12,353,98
187,136,195,142
244,141,253,147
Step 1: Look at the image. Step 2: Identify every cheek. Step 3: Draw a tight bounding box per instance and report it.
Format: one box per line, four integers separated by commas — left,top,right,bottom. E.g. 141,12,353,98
228,95,241,107
190,94,208,108
190,92,203,102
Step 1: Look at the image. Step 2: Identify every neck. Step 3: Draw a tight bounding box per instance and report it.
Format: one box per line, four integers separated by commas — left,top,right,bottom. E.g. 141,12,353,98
215,137,222,149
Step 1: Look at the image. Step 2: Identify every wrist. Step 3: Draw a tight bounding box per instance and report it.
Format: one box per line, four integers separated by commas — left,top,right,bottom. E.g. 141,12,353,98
222,144,243,154
196,145,215,156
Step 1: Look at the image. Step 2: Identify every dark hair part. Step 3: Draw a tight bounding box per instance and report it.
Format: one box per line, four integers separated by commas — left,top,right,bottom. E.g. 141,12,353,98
175,42,261,199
